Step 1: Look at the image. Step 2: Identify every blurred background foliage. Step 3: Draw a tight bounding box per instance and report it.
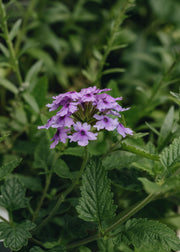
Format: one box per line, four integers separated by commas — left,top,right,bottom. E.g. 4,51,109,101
0,0,180,250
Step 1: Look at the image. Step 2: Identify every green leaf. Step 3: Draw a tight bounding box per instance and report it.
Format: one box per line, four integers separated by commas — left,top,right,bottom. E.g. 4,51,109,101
33,137,55,171
0,158,22,180
53,159,78,179
0,133,10,142
0,78,18,94
102,150,139,170
62,146,84,157
0,220,35,251
158,106,174,149
79,246,91,252
76,158,117,222
32,76,48,109
0,42,9,57
9,19,22,41
102,68,125,75
139,175,180,194
0,177,27,211
30,247,45,252
25,60,43,85
22,92,39,113
160,136,180,170
114,218,180,252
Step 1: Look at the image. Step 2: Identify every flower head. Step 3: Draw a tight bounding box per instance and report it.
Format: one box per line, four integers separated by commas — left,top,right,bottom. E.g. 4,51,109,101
38,86,133,147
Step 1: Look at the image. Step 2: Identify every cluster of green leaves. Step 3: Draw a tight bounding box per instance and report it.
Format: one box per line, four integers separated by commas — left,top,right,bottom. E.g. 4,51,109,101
0,0,180,251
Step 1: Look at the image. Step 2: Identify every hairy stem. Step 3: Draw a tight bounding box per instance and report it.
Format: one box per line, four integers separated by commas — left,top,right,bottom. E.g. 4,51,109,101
0,0,23,85
34,147,89,233
32,173,52,222
95,0,132,87
66,193,156,249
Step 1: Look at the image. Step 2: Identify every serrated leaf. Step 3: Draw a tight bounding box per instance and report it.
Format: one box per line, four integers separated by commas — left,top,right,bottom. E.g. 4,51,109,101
9,19,22,41
160,137,180,170
0,220,35,251
0,78,18,94
0,158,22,180
76,158,117,222
158,106,174,149
114,218,180,252
0,177,27,211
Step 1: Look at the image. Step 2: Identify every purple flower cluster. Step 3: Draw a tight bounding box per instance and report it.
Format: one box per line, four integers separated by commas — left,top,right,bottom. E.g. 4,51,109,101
38,86,133,148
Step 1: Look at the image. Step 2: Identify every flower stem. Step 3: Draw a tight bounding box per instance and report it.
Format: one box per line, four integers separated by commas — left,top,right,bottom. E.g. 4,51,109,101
34,147,89,233
0,0,23,86
32,172,52,222
104,193,156,234
66,193,156,249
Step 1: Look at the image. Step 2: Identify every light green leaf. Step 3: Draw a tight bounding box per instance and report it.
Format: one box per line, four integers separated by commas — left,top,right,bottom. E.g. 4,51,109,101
102,68,125,75
0,177,27,211
114,218,180,252
9,19,22,41
22,92,39,113
0,220,35,251
160,136,180,170
0,158,22,180
76,158,117,222
0,78,18,94
158,106,174,149
0,42,9,57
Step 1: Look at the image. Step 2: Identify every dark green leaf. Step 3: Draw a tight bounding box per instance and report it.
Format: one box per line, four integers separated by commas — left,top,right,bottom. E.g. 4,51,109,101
53,159,78,179
32,76,48,109
114,218,180,252
158,106,174,149
139,175,180,194
0,220,35,251
33,137,55,171
0,177,27,210
160,136,180,170
0,158,22,180
76,158,117,222
62,146,84,157
103,150,139,170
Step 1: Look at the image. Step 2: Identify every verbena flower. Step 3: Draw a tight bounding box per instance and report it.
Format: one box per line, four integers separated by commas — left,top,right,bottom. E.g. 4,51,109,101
38,86,133,148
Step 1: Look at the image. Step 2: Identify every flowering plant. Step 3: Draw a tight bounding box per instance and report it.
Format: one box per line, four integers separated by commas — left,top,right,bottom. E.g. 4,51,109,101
38,86,133,148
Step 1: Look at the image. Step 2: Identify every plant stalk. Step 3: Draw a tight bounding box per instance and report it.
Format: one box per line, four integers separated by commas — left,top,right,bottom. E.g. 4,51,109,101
0,0,23,86
34,147,89,233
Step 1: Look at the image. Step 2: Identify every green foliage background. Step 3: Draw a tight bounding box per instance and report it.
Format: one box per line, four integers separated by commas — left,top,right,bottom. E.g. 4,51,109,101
0,0,180,251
